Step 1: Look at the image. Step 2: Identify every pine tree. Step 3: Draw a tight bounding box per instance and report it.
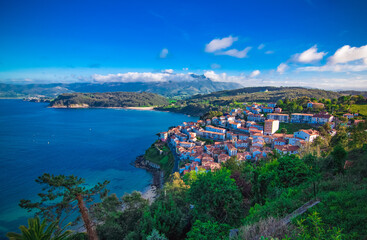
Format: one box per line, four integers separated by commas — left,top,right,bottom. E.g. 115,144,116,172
19,173,109,240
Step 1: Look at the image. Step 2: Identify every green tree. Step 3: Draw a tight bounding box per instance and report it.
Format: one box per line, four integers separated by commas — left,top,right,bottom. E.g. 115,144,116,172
6,217,72,240
19,174,109,240
303,154,321,198
275,155,310,188
138,193,189,240
252,160,279,204
95,191,149,240
186,220,230,240
349,125,367,149
187,169,244,225
290,102,297,112
221,156,246,173
276,100,283,106
164,172,190,206
146,229,167,240
296,212,344,240
91,194,121,222
183,168,206,185
312,136,324,150
267,149,281,161
330,145,347,174
331,127,348,147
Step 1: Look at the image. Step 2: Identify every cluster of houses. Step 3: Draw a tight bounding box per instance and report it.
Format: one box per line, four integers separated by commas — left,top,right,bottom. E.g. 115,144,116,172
156,100,364,176
158,103,345,175
242,102,338,124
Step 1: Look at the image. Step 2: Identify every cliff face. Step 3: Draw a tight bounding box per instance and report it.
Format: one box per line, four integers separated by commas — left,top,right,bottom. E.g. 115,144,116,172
50,92,168,108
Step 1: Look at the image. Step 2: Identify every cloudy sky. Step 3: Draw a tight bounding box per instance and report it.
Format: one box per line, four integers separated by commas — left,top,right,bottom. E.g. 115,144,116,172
0,0,367,90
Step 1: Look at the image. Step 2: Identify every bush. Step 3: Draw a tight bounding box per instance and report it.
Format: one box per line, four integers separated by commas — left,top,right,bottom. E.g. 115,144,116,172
188,169,244,226
186,220,230,240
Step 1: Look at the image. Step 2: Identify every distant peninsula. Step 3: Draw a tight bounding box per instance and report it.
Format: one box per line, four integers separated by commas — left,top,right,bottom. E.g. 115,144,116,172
50,92,168,108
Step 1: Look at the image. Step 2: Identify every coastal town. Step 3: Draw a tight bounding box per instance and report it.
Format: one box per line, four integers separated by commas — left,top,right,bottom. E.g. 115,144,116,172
157,101,362,176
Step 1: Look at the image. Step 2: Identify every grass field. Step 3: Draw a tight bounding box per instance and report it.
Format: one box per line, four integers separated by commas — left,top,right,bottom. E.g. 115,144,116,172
276,122,314,134
350,104,367,116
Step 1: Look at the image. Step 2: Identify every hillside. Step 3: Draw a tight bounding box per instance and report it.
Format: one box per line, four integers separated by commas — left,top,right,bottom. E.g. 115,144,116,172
50,92,168,108
339,90,367,98
157,86,345,116
0,75,242,98
190,86,343,102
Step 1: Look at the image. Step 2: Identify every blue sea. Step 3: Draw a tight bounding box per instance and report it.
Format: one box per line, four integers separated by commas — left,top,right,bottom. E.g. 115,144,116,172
0,99,196,237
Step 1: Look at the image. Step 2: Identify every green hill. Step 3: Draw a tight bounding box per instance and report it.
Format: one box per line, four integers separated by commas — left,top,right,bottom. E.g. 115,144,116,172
157,87,344,116
190,86,343,102
50,92,168,108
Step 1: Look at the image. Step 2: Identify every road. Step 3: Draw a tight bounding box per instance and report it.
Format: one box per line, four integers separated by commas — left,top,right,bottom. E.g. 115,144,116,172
168,141,181,173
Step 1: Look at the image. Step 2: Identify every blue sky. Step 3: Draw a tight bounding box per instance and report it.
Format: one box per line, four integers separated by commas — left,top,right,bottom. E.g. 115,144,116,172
0,0,367,89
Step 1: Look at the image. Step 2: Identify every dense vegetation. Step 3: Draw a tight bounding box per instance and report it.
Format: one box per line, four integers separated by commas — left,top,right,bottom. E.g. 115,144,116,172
156,88,367,118
191,86,343,101
340,90,367,98
9,120,367,239
50,92,168,108
156,87,348,116
275,94,366,114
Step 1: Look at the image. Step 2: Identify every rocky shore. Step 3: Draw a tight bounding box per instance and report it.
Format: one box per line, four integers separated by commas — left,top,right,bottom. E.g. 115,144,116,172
132,155,163,201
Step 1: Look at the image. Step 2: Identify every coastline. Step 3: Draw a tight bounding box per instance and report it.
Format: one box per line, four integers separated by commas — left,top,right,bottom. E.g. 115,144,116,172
141,185,157,203
132,155,163,202
125,106,155,110
49,105,197,117
50,105,157,110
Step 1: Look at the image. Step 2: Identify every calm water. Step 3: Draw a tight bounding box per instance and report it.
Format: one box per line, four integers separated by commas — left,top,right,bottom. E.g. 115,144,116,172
0,99,196,237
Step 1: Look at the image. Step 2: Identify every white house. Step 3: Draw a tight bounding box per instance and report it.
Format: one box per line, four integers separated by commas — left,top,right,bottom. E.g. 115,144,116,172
293,129,319,142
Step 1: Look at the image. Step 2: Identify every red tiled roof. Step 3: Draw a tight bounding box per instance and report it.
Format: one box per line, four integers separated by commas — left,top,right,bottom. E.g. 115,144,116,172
300,129,319,135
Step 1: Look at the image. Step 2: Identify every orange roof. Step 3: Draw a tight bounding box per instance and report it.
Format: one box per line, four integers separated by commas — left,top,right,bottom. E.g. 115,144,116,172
268,113,289,116
291,113,313,116
300,129,319,135
201,130,225,136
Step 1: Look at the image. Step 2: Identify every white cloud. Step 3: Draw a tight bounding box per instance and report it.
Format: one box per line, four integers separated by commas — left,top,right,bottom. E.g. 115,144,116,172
250,70,261,77
203,71,247,85
298,64,367,72
277,63,288,74
182,67,189,71
159,48,169,58
205,36,238,53
92,72,194,83
265,50,274,54
204,71,236,82
162,69,174,73
203,70,263,85
292,45,327,63
203,70,225,82
328,44,367,64
211,63,221,69
3,68,367,90
297,44,367,73
285,76,367,90
258,44,265,50
216,47,251,58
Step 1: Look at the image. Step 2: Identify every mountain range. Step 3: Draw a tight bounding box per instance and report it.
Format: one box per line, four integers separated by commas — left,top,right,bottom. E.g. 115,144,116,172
0,74,242,99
